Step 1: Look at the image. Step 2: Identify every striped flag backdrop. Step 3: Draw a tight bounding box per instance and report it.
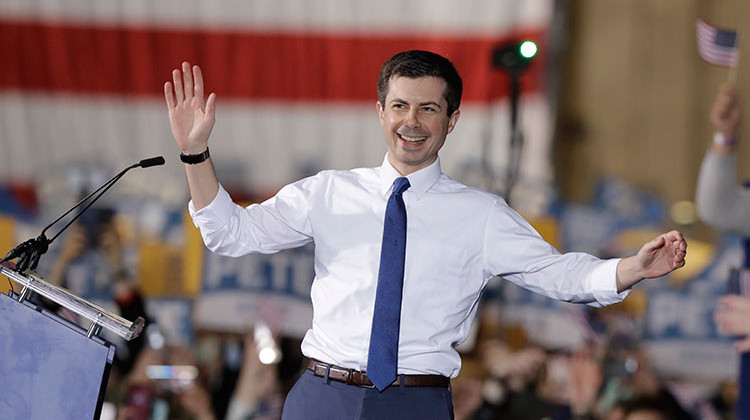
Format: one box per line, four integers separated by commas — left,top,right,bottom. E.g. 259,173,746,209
0,0,557,214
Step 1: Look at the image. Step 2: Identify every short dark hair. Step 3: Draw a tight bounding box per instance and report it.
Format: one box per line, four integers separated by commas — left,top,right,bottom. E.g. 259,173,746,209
377,50,463,116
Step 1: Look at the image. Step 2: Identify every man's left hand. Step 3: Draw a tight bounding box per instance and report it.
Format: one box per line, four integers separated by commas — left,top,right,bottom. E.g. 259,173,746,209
616,230,687,292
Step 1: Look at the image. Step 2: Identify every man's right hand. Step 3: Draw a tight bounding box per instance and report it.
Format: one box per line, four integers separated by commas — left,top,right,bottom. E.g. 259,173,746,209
164,62,216,154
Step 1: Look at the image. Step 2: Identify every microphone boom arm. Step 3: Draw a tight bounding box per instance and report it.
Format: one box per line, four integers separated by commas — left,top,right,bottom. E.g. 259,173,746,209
0,157,164,272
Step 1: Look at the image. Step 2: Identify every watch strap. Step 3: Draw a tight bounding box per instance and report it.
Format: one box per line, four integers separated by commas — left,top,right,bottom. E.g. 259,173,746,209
180,147,210,164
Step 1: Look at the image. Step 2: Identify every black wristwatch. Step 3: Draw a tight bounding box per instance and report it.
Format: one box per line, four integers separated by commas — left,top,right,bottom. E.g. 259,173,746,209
180,147,210,164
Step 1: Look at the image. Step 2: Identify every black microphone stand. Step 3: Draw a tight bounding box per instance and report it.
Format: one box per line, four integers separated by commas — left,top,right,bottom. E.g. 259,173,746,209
1,156,165,272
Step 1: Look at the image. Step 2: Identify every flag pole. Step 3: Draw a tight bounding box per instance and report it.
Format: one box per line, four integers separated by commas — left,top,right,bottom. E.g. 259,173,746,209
728,29,741,84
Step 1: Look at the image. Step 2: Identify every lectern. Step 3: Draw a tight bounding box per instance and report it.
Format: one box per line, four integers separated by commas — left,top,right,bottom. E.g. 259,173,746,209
0,266,144,419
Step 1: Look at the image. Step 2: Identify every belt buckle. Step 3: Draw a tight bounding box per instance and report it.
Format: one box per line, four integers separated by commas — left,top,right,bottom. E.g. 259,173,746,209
360,381,376,389
358,371,376,389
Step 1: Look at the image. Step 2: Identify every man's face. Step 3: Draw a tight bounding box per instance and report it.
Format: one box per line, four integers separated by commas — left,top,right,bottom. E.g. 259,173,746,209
377,76,460,175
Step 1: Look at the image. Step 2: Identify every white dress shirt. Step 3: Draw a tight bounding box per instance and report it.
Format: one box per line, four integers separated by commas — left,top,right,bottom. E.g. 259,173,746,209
189,155,627,378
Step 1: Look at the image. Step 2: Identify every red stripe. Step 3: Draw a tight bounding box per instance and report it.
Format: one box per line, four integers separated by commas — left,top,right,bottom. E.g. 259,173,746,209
0,20,545,102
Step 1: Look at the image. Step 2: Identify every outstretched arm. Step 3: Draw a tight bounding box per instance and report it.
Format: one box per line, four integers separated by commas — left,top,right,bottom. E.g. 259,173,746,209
164,62,219,210
615,230,687,293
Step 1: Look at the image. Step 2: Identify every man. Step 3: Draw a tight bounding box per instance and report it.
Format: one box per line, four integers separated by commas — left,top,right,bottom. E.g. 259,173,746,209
165,50,687,419
696,82,748,238
696,82,750,419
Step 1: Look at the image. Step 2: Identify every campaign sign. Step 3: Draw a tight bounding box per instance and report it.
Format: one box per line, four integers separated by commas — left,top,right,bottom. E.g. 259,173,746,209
193,244,315,338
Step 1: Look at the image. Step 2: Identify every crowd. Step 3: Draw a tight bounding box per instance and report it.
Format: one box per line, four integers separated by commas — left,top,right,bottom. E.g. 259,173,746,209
40,207,734,420
12,190,747,420
29,201,734,420
101,329,294,420
88,306,741,420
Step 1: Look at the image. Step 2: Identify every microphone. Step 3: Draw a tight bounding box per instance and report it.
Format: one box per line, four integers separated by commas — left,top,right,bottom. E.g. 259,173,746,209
1,156,166,272
139,156,166,168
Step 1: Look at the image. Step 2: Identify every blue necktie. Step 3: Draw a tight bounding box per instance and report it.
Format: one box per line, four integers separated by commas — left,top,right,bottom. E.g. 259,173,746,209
367,176,410,391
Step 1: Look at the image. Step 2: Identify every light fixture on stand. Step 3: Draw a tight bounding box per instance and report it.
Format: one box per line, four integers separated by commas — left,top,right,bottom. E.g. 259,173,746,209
491,40,537,202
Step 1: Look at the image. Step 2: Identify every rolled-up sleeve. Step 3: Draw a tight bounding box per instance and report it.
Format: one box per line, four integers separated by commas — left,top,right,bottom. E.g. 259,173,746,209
188,179,315,257
189,184,235,230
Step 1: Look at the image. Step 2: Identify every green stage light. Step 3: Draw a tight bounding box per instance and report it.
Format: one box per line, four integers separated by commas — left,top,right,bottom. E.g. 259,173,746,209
492,40,537,72
519,40,537,59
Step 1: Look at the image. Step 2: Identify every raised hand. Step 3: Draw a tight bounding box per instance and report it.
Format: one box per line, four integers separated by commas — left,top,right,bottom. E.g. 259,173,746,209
710,82,742,139
164,62,216,154
715,294,750,352
565,349,602,416
235,331,279,402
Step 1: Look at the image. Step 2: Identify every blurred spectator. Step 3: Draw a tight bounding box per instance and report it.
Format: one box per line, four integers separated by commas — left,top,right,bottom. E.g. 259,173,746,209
450,358,487,420
563,348,603,419
47,207,124,298
715,295,750,353
117,343,215,420
471,332,697,420
695,82,746,235
596,349,694,420
695,81,750,349
696,81,750,419
477,339,565,419
225,331,285,420
44,210,148,376
606,394,692,420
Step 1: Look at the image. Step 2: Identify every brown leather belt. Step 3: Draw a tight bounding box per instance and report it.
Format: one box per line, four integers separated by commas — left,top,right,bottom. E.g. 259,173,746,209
307,358,450,388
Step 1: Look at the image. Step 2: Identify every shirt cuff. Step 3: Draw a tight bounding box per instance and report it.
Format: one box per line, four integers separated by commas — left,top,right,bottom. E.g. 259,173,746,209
589,258,630,307
713,132,737,147
188,184,235,229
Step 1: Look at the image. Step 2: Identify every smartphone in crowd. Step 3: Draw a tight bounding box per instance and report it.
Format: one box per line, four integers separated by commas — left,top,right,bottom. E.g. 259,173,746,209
145,364,199,393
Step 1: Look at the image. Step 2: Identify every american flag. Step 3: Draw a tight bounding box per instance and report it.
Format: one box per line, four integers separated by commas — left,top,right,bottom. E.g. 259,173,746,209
0,0,555,207
696,19,740,68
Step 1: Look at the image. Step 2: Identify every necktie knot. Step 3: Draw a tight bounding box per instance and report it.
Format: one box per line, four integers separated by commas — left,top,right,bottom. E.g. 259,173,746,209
392,177,410,196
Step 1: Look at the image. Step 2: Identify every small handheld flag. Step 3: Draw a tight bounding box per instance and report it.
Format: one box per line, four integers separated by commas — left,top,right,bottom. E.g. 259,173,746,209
696,19,739,68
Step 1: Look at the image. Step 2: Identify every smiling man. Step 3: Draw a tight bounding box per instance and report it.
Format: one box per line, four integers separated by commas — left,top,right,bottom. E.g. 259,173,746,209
165,50,687,420
376,62,460,175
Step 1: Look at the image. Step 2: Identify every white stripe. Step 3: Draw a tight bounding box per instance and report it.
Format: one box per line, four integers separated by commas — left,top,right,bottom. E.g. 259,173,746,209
697,51,737,66
0,0,552,35
0,93,553,210
698,49,737,61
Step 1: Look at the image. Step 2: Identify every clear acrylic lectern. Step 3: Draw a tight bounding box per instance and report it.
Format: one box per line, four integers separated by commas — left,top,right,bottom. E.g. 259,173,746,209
0,266,144,419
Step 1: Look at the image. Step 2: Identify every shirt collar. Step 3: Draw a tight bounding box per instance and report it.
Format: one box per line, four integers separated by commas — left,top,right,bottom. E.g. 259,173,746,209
378,154,442,199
